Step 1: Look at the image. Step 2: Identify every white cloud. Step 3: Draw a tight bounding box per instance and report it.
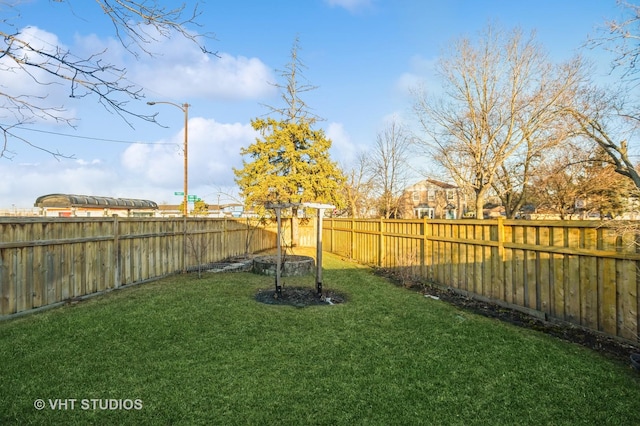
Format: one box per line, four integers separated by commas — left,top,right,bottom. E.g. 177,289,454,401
0,160,120,208
75,158,102,166
395,54,439,96
73,23,277,101
326,122,369,167
127,38,276,100
121,117,257,192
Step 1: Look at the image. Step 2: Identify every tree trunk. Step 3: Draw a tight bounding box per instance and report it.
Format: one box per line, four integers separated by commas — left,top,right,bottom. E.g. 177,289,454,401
291,208,299,247
475,189,485,219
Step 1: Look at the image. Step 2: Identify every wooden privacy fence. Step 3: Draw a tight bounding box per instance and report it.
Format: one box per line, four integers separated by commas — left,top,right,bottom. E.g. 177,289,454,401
0,217,291,318
324,217,640,343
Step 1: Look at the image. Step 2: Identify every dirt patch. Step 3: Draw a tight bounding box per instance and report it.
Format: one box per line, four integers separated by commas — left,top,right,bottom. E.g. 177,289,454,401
372,267,640,367
255,286,346,308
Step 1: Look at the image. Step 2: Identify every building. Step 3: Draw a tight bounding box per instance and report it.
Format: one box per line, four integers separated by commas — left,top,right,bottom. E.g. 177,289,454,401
401,179,466,219
35,194,158,217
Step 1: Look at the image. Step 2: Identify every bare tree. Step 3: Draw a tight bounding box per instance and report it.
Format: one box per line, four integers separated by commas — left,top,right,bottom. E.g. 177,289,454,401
413,24,584,219
371,118,411,219
340,151,375,218
578,155,637,219
0,0,214,158
528,143,590,219
527,140,637,219
566,1,640,190
261,35,321,124
564,83,640,189
591,1,640,83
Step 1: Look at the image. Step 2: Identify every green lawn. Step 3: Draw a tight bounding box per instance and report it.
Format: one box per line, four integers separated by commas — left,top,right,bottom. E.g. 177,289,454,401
1,249,640,425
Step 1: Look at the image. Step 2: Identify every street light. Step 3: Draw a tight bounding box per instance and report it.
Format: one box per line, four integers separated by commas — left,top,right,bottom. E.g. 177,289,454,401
147,101,190,217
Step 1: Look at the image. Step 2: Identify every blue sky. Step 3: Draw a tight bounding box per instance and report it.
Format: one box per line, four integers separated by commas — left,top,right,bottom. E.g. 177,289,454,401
0,0,625,210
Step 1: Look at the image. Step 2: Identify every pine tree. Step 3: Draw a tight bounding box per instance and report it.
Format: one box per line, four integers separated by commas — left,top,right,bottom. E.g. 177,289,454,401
234,37,344,244
234,118,344,213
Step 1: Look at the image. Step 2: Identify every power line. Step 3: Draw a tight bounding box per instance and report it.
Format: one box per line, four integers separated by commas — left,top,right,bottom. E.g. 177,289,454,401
9,126,178,146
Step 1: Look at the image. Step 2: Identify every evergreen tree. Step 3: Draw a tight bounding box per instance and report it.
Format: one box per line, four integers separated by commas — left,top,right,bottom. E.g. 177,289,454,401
192,200,209,216
234,118,344,213
234,37,344,244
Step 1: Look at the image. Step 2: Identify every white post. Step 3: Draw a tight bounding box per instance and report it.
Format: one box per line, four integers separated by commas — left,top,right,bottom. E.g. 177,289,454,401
316,208,324,295
275,207,282,296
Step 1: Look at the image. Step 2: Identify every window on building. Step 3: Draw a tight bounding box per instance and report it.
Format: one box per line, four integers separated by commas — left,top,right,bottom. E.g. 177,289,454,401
427,190,435,202
446,190,455,201
412,191,420,202
415,207,434,219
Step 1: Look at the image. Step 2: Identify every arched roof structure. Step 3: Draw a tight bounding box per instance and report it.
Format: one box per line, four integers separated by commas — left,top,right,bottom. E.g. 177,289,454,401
34,194,158,209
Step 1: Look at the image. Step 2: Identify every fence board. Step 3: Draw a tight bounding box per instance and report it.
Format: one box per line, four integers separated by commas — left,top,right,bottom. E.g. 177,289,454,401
538,227,551,315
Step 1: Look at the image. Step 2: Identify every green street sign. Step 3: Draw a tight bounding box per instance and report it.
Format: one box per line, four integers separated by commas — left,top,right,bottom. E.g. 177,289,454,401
174,191,184,196
187,195,198,201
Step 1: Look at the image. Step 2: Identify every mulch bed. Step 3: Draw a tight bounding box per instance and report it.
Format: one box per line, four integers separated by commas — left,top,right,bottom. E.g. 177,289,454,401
255,286,346,308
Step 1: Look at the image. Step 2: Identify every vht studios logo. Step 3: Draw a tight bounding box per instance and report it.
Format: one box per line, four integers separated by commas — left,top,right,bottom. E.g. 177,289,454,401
34,398,143,411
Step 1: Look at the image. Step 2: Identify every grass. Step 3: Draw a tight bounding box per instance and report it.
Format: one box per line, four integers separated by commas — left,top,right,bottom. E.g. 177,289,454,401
1,248,640,425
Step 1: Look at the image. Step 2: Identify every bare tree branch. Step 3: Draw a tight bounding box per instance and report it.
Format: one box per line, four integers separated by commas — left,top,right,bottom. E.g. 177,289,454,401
0,0,216,158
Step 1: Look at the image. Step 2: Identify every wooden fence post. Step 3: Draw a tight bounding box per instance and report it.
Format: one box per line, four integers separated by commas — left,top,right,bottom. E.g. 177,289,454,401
330,217,335,253
421,217,426,278
494,217,506,300
224,217,228,258
316,209,325,295
113,215,120,289
182,216,187,273
351,218,356,259
496,216,505,262
378,218,384,267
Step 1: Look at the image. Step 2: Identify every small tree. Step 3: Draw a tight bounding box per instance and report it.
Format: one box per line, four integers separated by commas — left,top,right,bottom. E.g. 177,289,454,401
528,149,585,219
234,118,344,216
235,37,344,242
371,119,411,219
192,200,209,216
340,152,375,218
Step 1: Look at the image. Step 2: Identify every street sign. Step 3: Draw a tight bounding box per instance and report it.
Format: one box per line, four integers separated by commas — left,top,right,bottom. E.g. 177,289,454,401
187,195,198,201
174,192,184,196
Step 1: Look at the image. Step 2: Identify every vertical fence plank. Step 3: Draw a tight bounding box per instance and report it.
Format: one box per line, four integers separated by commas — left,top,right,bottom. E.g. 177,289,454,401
491,219,504,300
581,227,598,329
513,226,525,307
502,223,513,304
113,216,120,289
565,228,581,325
525,225,537,310
618,259,636,340
538,226,551,316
